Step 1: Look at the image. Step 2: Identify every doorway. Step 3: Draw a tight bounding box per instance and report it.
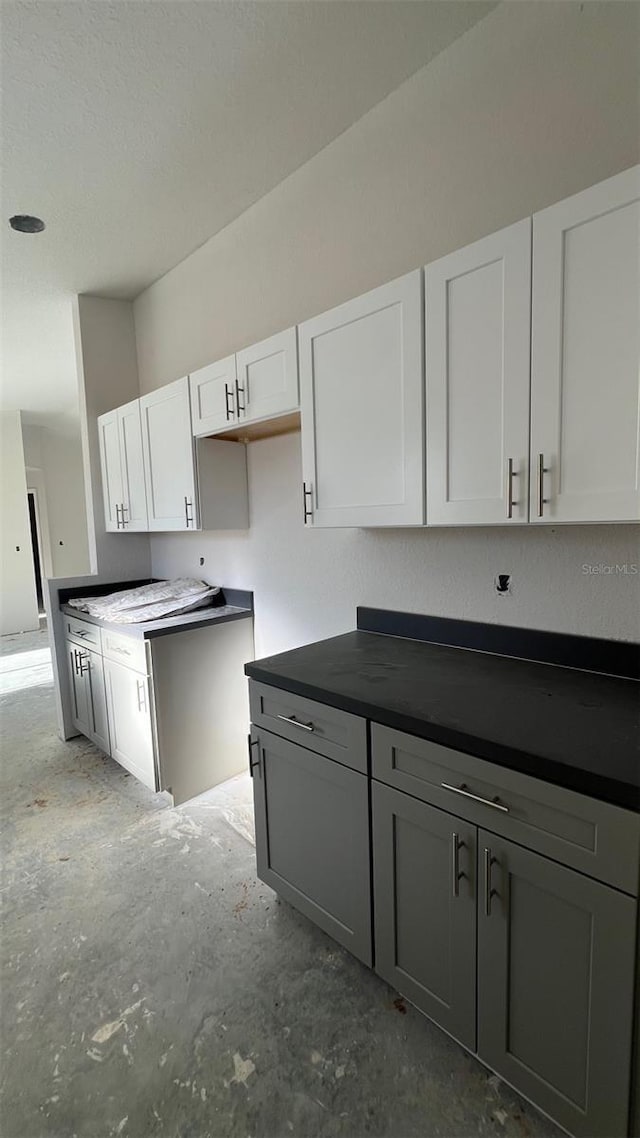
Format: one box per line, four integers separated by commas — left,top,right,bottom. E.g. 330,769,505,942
27,490,45,616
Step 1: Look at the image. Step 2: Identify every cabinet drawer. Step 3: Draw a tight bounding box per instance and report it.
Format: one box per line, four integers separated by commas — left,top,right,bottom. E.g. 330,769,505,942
372,724,640,894
64,615,102,651
249,681,366,773
101,628,149,675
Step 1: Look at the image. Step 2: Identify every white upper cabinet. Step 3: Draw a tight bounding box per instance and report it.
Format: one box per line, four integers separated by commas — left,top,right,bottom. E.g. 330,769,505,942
425,219,532,525
235,327,299,426
190,354,238,437
140,376,198,531
530,165,640,523
98,402,148,531
118,399,148,531
98,410,124,532
299,271,424,527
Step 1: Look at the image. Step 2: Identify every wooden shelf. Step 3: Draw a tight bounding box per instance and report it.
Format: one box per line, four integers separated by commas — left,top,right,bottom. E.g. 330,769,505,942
212,411,301,443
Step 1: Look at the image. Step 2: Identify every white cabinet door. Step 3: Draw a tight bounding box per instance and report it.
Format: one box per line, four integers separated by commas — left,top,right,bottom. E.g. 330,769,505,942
65,642,110,753
97,410,124,532
117,399,148,531
83,649,110,754
140,376,198,531
66,641,92,736
190,355,238,436
299,271,424,527
235,327,298,426
103,658,157,790
425,219,532,525
530,165,640,523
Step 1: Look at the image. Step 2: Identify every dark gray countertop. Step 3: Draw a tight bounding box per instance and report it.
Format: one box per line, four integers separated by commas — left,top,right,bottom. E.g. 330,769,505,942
61,602,252,640
246,630,640,812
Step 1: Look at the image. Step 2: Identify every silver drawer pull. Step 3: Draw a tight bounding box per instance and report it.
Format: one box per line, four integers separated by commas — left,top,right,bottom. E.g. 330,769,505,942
441,782,509,813
111,645,131,656
276,714,315,733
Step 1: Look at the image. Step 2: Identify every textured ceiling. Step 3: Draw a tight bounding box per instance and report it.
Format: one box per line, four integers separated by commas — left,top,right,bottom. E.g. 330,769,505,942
0,0,495,421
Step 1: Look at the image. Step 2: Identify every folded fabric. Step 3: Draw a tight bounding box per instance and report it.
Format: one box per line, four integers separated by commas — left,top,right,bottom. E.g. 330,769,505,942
68,579,220,624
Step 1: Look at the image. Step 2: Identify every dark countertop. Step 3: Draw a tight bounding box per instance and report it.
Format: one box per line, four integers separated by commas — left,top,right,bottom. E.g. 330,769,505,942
61,602,253,640
246,631,640,812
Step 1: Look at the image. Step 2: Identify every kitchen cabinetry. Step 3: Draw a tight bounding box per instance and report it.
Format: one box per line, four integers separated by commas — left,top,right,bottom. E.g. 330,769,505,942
190,354,238,436
63,608,254,805
103,655,156,790
235,327,298,427
99,380,248,533
247,673,640,1138
530,165,640,523
249,683,371,965
425,219,531,525
299,271,424,527
65,638,110,753
478,831,636,1138
373,782,476,1050
98,400,148,532
140,376,198,531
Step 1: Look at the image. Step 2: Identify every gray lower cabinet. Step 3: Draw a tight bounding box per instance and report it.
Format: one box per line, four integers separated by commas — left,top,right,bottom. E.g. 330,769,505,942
373,782,477,1051
249,688,640,1137
372,784,637,1138
65,639,110,753
478,830,637,1138
250,726,372,966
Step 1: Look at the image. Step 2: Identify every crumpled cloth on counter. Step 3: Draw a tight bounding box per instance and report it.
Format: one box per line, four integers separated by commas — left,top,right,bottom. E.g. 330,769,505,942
67,579,220,624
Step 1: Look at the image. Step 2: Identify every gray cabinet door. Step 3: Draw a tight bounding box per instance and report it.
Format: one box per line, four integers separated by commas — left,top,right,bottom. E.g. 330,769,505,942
478,830,637,1138
372,782,477,1051
251,728,371,966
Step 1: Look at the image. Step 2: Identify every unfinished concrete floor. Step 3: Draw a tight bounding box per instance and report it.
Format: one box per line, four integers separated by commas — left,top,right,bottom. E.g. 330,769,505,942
1,627,564,1138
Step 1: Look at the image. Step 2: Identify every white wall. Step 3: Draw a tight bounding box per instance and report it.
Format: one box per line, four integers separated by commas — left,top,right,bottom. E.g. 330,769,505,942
73,295,151,581
22,422,91,578
0,411,39,635
133,1,640,654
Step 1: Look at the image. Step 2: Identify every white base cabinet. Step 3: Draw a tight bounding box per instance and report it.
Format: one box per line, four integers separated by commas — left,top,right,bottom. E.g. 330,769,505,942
103,657,156,791
65,639,110,754
299,271,424,527
62,613,254,806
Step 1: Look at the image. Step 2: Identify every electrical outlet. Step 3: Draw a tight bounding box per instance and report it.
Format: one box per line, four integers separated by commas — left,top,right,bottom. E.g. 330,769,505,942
199,556,205,567
495,573,512,596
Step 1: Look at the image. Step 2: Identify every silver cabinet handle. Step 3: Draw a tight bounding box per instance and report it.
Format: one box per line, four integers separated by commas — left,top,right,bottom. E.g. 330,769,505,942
136,678,147,712
224,383,235,421
76,629,90,638
484,847,498,916
506,458,519,519
276,713,315,733
537,453,549,517
77,651,90,676
441,782,509,813
451,832,465,898
247,734,260,777
302,482,313,524
235,378,246,415
120,503,128,527
111,644,131,656
184,496,194,528
115,503,122,530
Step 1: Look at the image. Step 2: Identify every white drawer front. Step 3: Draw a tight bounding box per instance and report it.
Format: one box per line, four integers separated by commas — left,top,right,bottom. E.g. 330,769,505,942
101,629,148,674
64,615,102,651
